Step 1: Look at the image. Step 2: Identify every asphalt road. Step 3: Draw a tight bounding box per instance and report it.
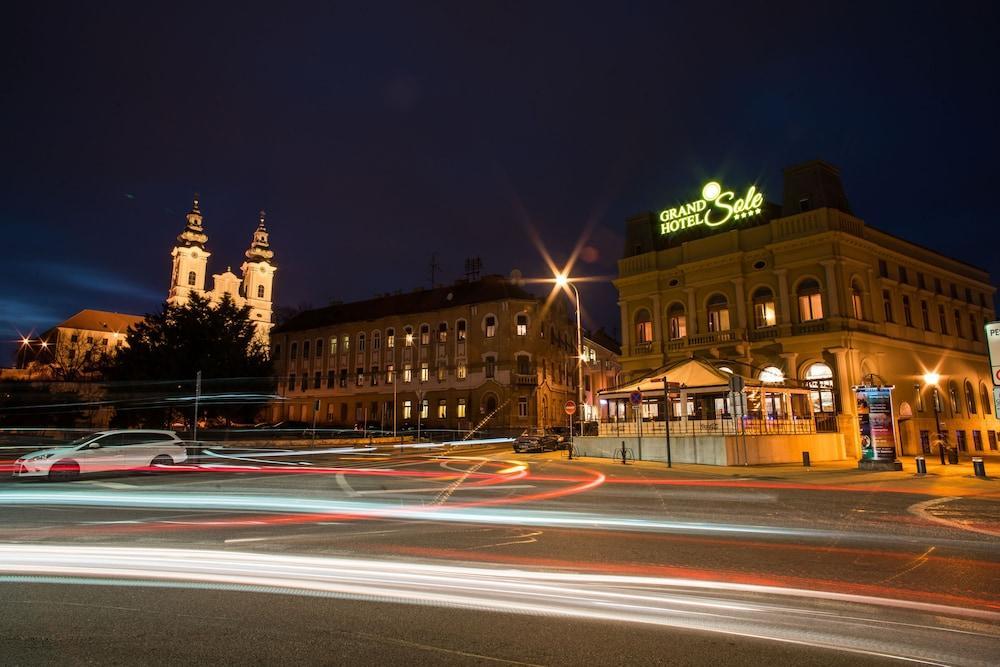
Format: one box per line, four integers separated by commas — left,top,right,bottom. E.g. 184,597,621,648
0,442,998,665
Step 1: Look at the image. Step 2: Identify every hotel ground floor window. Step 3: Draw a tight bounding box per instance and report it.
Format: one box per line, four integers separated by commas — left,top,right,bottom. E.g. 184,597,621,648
403,400,412,420
438,399,447,419
420,399,429,419
956,430,967,452
803,362,835,414
706,294,730,332
457,398,467,419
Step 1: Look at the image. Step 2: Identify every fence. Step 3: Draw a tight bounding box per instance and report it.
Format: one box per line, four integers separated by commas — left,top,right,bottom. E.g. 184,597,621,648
598,415,826,437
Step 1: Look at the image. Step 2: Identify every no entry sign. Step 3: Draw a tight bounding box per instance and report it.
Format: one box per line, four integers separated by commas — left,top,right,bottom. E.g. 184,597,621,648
564,400,577,416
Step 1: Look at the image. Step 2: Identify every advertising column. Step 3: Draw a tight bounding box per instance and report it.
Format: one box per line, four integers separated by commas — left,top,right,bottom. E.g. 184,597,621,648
855,385,903,471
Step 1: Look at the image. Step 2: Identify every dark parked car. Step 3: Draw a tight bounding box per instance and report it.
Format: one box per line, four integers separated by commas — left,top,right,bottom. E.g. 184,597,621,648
513,428,560,453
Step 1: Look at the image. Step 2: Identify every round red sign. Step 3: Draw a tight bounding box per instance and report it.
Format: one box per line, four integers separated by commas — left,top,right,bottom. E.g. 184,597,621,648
564,400,577,415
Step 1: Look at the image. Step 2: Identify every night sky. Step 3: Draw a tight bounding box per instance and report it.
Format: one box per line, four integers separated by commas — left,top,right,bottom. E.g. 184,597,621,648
3,3,998,356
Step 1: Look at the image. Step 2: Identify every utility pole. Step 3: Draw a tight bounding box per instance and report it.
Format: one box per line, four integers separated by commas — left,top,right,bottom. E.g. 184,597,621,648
193,370,201,442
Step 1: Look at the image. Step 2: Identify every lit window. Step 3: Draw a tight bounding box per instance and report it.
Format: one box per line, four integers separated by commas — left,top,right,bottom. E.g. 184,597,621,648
457,398,467,418
457,320,467,340
902,296,913,327
420,324,430,345
760,366,784,384
667,304,687,339
804,363,835,413
403,400,412,419
752,287,776,328
403,364,412,383
437,365,446,381
457,364,467,380
404,327,414,347
516,314,528,336
343,335,350,352
706,295,730,332
438,399,447,419
420,399,429,419
386,328,395,348
797,280,823,322
386,364,394,384
330,337,337,355
438,322,447,342
420,362,429,382
634,309,653,342
356,367,364,386
485,316,496,338
851,280,864,320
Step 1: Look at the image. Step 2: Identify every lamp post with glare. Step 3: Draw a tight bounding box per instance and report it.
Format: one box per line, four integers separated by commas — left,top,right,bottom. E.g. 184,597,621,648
555,273,584,455
923,372,946,465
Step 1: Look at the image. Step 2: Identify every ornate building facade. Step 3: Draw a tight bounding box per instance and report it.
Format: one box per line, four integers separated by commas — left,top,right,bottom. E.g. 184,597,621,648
269,275,580,434
614,160,999,459
167,196,277,340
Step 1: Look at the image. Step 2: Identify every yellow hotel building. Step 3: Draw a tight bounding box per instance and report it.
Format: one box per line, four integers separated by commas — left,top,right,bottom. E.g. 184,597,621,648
613,160,998,460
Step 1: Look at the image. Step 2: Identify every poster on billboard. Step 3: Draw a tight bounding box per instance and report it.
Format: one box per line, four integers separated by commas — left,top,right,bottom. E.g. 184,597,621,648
855,385,897,461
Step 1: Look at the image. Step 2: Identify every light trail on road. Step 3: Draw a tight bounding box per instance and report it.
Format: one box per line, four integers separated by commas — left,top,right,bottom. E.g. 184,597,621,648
0,545,996,665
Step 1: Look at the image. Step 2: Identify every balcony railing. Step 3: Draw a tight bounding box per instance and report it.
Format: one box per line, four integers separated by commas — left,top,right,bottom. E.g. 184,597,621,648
632,341,653,355
598,415,820,437
513,372,538,385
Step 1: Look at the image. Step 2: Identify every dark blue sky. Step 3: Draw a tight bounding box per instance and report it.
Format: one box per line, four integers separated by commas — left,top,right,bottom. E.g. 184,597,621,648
2,2,998,354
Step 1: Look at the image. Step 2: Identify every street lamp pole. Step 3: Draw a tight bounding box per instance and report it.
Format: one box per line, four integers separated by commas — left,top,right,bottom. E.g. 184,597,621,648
923,372,946,465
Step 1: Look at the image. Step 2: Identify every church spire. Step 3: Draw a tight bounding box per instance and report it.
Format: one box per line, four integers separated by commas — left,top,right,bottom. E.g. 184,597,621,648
245,209,275,263
176,193,208,248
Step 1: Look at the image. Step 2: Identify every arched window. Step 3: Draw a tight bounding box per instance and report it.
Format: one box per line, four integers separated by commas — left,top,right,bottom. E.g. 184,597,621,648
706,294,730,333
187,271,197,286
372,331,380,350
667,303,686,340
981,383,993,416
634,309,653,344
404,326,414,346
803,362,835,413
438,322,448,342
386,328,395,348
759,366,784,384
752,287,776,328
965,380,977,414
948,381,960,415
456,320,467,341
797,279,823,322
257,284,265,298
850,279,864,320
420,324,430,345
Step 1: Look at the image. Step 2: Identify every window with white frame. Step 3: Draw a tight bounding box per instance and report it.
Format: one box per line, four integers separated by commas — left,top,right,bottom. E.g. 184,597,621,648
403,400,412,419
706,295,730,332
752,287,776,328
516,314,528,336
485,316,496,338
797,279,823,322
667,303,686,339
420,362,429,382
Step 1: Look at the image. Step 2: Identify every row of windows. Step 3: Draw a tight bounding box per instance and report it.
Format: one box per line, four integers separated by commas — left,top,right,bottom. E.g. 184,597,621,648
634,280,984,343
920,429,999,452
297,393,515,423
182,271,267,298
284,354,578,391
277,315,575,362
920,380,994,419
878,260,988,307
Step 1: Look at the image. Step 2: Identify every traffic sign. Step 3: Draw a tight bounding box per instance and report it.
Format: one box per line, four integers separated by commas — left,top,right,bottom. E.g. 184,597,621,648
564,400,577,416
629,391,642,406
987,321,1000,387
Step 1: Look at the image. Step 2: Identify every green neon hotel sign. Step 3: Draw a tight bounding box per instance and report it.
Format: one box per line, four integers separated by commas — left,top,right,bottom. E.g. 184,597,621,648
659,181,764,235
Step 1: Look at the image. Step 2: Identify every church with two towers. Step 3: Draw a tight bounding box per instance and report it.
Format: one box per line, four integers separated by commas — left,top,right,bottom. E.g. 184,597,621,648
166,196,277,341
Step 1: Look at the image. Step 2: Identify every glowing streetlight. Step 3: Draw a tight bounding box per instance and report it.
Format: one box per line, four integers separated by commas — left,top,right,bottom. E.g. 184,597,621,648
552,271,583,458
921,372,945,464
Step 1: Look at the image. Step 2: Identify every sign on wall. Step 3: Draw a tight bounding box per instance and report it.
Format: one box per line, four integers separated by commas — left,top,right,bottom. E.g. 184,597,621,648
659,181,765,236
855,385,897,461
986,321,1000,386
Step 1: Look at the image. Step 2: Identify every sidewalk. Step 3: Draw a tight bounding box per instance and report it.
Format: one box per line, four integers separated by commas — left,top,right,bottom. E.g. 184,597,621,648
551,451,1000,499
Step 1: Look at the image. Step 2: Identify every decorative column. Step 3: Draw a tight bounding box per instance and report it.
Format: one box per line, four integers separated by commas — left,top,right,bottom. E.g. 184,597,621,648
651,294,663,355
821,260,841,317
775,269,792,325
732,277,747,330
829,346,857,458
685,288,697,336
618,300,631,356
779,352,799,380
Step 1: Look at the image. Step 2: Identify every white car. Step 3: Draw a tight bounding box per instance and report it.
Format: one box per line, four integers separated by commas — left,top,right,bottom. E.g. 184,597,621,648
13,430,188,481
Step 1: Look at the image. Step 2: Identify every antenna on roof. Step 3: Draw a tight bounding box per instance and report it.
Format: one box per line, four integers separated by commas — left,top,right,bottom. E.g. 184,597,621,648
464,256,482,281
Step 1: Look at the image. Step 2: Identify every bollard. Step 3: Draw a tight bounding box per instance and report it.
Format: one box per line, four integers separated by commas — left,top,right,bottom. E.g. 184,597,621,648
621,440,628,465
801,451,811,467
915,455,926,475
972,457,986,478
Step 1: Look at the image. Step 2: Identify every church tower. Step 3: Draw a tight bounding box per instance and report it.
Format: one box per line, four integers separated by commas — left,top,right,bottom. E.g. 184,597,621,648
240,210,277,339
167,195,211,307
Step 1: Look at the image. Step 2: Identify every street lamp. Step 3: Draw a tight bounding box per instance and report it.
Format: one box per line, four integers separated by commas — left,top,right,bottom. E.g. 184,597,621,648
922,372,946,465
555,272,584,458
